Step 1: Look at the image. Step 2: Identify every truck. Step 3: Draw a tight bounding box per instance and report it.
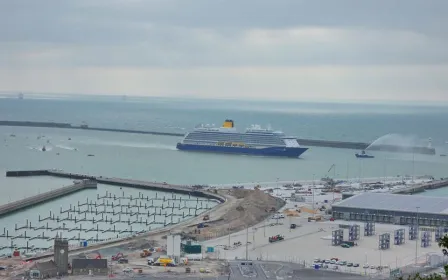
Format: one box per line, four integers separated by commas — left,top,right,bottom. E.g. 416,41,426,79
154,256,176,266
308,216,322,222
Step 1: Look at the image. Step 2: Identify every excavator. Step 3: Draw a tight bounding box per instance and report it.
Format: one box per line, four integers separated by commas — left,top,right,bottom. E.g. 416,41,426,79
87,253,102,259
112,252,124,261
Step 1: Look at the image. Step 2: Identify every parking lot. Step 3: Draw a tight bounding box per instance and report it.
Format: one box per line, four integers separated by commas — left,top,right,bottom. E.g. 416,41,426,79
227,260,369,280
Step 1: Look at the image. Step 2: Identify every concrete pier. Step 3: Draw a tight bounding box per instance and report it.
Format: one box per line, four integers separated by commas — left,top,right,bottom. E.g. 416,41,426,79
5,170,226,203
0,179,97,217
0,120,436,155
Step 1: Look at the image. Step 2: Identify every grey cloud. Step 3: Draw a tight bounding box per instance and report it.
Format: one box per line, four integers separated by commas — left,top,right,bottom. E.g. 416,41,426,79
1,0,448,68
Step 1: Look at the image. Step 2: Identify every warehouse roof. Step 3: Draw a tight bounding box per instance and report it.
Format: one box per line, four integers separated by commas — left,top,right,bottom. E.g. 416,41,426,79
333,193,448,214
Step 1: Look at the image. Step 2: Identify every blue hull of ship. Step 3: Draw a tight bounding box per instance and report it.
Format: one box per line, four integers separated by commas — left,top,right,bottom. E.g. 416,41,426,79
176,143,308,158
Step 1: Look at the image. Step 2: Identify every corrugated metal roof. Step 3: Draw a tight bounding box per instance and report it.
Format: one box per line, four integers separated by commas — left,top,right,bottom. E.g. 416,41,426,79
32,260,58,271
333,193,448,214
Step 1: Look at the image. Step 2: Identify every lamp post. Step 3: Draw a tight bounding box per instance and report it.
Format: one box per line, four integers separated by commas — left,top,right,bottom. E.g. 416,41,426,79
379,249,382,268
415,206,420,265
412,152,415,183
245,227,249,260
252,228,257,249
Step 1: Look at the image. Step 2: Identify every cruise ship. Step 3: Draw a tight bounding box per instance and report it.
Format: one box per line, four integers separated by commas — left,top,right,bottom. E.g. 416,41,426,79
176,120,308,158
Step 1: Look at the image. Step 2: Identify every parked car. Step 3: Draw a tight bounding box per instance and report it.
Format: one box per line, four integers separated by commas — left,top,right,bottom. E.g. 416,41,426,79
363,263,369,269
123,267,133,273
353,263,360,267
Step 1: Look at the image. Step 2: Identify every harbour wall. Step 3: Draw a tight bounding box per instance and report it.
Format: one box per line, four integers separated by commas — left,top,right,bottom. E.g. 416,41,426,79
0,180,97,217
0,120,436,155
392,179,448,194
5,170,226,203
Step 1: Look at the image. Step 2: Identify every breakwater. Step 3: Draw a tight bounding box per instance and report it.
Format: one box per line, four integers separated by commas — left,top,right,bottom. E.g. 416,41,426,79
0,120,436,155
5,170,225,203
0,120,183,137
392,179,448,194
0,179,97,217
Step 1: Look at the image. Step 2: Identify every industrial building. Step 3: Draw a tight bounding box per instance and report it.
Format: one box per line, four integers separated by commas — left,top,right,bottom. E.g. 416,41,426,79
332,193,448,226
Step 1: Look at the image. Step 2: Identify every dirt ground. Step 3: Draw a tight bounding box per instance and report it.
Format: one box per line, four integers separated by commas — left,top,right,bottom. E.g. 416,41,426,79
182,189,285,240
0,188,284,279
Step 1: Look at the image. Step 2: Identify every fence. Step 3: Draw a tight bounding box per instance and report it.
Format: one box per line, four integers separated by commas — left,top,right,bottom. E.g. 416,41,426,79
201,249,387,278
389,253,448,279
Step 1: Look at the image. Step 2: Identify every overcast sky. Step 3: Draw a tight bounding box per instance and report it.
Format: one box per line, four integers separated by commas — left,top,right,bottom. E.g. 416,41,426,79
1,0,447,102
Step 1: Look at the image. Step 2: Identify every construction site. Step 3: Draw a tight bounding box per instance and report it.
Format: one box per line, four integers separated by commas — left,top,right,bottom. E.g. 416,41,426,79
0,183,286,279
1,172,448,279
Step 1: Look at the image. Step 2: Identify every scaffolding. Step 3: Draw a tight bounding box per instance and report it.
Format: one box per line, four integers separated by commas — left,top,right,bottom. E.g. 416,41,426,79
348,224,360,241
435,227,447,242
378,233,390,250
332,229,343,246
409,225,418,241
394,229,405,245
421,231,431,248
364,222,375,236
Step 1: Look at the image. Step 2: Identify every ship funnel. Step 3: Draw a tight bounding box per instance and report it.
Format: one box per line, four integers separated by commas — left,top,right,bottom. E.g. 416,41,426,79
223,119,234,128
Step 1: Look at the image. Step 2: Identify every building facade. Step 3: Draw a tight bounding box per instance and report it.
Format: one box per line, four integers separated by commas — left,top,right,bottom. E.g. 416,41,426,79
72,259,108,276
28,260,58,279
333,193,448,226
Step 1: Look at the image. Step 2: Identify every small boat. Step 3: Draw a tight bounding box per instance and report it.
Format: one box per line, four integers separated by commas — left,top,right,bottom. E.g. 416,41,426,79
441,154,447,157
355,150,374,159
42,146,46,152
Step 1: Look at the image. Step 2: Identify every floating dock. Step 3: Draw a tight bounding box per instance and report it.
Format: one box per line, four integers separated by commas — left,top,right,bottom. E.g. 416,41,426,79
0,179,97,217
0,120,436,154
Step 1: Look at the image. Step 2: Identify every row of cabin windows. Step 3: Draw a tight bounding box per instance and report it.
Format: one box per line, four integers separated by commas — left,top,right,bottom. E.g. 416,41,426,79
183,140,285,147
185,135,284,144
187,132,283,139
76,268,104,272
